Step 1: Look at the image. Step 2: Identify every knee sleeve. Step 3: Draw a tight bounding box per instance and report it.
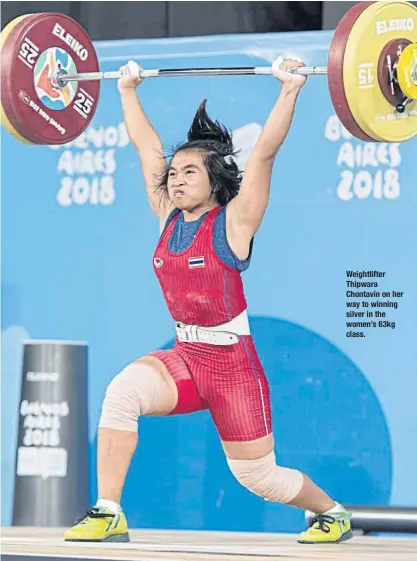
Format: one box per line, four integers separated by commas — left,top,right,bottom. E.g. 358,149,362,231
99,363,164,432
227,450,304,504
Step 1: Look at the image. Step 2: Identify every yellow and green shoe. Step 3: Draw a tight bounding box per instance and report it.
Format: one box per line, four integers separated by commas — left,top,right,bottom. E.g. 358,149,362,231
64,507,130,542
297,512,353,544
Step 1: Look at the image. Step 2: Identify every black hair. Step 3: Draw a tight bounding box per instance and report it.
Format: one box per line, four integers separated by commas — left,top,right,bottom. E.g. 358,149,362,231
156,99,242,206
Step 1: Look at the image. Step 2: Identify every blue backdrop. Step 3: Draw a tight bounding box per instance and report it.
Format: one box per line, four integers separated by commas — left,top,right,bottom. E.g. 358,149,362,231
2,29,417,532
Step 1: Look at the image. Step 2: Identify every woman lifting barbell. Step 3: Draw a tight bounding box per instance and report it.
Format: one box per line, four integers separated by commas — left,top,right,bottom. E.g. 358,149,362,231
64,56,353,545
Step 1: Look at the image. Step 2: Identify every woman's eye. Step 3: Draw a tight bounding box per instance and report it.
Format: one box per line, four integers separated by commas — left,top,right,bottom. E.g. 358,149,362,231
186,170,194,174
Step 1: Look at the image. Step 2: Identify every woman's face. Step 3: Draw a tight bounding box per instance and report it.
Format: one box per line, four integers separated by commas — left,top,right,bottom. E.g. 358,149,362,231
167,150,213,211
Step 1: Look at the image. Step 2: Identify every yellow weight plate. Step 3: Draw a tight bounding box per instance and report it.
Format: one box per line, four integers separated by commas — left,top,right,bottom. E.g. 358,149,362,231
0,104,31,143
0,14,34,144
0,14,31,49
397,42,417,99
343,1,417,142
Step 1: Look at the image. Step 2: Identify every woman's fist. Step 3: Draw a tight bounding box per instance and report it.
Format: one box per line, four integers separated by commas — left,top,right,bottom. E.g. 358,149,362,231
118,60,143,92
272,56,307,88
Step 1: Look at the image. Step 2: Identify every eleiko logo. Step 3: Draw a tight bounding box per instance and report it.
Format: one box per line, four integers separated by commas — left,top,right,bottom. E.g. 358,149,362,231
26,371,59,382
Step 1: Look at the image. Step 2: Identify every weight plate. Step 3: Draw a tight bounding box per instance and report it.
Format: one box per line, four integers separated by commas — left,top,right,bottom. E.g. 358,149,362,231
0,14,37,144
328,2,376,142
343,1,417,142
397,42,417,99
377,38,412,106
1,12,100,145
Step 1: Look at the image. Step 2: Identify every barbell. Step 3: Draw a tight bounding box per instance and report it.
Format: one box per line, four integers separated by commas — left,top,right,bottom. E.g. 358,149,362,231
1,1,417,146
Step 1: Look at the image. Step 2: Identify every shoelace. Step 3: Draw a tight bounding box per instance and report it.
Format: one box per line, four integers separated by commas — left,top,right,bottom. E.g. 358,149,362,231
311,514,336,533
75,507,115,525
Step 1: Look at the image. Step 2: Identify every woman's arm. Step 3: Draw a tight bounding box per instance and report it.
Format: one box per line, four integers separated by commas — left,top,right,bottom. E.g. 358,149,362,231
227,58,306,246
119,61,170,219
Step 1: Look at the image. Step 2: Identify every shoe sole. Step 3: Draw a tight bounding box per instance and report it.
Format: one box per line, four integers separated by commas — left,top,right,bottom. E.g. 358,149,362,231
297,529,354,544
65,533,130,543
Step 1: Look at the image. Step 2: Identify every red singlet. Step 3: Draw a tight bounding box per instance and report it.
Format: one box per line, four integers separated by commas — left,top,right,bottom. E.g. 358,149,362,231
149,207,272,442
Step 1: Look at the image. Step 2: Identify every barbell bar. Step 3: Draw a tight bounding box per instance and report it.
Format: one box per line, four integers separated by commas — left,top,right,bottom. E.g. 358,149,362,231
1,1,417,146
57,65,329,84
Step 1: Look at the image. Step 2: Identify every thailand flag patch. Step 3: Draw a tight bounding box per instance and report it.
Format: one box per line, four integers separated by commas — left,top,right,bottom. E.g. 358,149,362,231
188,256,205,269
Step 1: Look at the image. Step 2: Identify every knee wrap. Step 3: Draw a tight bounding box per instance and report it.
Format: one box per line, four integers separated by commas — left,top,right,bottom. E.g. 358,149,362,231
227,450,304,504
99,363,163,432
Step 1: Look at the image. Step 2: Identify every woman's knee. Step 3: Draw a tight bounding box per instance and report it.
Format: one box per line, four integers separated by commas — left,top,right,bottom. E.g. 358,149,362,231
99,358,178,431
226,449,304,504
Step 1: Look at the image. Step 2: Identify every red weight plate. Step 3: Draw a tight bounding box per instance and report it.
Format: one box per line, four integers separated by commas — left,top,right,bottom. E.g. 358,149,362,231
1,12,100,145
328,2,376,142
377,38,412,106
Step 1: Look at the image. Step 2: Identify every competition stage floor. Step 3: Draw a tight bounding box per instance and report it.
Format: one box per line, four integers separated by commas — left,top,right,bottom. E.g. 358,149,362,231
1,527,416,561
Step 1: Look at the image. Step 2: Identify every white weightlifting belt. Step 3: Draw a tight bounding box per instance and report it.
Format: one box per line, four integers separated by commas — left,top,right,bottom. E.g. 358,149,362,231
175,309,250,345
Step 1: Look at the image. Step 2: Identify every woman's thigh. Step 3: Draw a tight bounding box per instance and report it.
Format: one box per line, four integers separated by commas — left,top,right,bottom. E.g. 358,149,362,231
204,364,272,448
147,349,209,416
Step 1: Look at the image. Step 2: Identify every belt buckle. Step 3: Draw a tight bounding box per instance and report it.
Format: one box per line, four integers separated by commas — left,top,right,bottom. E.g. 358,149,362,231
176,322,187,343
176,322,197,343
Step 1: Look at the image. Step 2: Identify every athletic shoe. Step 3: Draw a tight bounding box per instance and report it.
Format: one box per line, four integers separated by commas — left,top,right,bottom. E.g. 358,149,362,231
297,511,353,544
64,507,130,542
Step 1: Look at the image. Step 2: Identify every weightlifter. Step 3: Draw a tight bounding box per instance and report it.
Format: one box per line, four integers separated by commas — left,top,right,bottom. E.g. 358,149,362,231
64,57,353,544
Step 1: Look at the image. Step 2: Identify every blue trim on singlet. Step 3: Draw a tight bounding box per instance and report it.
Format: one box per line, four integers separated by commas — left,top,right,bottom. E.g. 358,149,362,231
162,206,253,272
